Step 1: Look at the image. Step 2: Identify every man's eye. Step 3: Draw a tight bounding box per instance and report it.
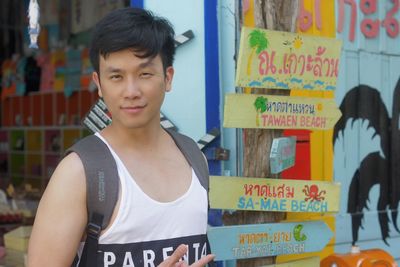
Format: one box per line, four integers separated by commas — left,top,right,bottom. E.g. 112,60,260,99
110,75,122,80
140,73,153,78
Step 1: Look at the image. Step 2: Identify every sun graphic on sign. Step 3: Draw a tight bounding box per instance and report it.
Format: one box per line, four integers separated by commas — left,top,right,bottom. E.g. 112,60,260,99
293,36,303,49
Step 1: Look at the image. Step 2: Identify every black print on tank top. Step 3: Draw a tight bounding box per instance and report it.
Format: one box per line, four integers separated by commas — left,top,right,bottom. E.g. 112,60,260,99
94,234,209,267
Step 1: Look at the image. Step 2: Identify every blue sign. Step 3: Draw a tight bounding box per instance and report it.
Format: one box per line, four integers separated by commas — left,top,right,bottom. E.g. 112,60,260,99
270,136,296,174
208,221,332,260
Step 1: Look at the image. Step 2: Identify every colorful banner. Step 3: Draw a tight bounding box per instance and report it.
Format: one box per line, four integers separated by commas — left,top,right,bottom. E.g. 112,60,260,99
210,176,340,212
208,221,332,260
235,27,342,90
270,137,296,174
223,93,341,130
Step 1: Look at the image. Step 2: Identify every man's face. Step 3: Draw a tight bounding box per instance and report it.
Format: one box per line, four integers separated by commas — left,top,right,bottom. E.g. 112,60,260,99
92,49,174,130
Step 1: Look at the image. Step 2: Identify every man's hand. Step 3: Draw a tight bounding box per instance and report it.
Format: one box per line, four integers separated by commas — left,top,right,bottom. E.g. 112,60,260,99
158,244,215,267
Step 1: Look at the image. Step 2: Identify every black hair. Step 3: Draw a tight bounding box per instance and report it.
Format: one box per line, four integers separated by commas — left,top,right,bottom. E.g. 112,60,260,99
89,7,175,74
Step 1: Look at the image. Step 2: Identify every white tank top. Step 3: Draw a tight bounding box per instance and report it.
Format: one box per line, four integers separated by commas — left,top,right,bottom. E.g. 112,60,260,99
79,133,209,266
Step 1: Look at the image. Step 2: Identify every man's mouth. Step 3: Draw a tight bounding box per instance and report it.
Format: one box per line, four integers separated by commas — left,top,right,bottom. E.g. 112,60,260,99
121,104,146,113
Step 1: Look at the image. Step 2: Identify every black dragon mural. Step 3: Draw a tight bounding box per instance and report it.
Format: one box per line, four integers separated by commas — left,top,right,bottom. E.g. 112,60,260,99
333,77,400,245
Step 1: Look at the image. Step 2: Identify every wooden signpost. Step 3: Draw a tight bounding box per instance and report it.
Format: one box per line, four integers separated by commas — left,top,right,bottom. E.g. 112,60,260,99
235,27,342,90
219,24,343,265
224,93,341,130
209,176,340,213
208,221,332,260
270,137,296,174
262,257,320,267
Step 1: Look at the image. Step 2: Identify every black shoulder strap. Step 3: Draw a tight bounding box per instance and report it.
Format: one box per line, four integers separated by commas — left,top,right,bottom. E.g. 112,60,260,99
65,135,119,267
165,128,209,192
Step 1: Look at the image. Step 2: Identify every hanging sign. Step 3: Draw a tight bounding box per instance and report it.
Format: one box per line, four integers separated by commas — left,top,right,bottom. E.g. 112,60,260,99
223,93,341,130
270,137,296,174
235,26,342,90
208,221,332,260
209,176,340,213
262,257,320,267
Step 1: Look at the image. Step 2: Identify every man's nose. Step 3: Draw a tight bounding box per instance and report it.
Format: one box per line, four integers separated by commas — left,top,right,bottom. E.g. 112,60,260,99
124,77,141,97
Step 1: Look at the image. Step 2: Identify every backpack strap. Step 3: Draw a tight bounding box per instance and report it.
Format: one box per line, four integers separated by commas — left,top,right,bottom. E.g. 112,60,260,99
165,129,217,267
165,128,209,193
64,135,119,267
66,131,214,266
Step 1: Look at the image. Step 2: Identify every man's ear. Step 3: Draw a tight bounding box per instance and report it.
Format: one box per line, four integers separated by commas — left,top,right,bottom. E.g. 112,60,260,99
165,66,174,92
92,72,102,97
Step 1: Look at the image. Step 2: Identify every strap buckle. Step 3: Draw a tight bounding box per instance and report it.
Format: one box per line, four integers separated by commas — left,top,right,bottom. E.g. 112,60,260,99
87,222,102,240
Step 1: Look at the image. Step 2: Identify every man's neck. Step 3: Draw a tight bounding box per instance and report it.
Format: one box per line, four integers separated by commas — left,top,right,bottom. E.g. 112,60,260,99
100,123,167,152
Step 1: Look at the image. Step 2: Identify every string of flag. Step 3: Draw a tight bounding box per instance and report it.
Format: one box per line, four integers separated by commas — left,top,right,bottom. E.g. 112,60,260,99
174,30,194,47
197,128,220,150
160,113,177,131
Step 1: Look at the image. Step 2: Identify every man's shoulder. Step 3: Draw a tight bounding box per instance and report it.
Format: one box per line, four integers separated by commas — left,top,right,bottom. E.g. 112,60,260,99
165,129,198,148
54,152,86,185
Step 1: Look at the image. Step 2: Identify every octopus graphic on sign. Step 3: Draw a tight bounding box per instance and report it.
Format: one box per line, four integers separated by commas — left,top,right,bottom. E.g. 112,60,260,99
302,185,326,202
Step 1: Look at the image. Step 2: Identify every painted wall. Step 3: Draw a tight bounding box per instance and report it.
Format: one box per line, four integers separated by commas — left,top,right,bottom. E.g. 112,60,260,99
143,0,239,175
143,0,207,141
218,0,238,176
232,0,400,264
139,0,400,263
333,0,400,262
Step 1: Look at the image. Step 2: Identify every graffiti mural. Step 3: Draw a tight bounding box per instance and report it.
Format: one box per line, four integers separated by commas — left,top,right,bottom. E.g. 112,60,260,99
333,77,400,245
333,0,400,259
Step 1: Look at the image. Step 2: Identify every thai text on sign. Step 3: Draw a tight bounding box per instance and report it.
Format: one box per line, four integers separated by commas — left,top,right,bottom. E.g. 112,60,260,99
208,221,332,260
235,27,342,90
223,93,341,130
209,176,340,213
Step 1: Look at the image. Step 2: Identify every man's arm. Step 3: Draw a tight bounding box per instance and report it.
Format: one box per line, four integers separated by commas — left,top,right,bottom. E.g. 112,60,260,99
28,153,87,267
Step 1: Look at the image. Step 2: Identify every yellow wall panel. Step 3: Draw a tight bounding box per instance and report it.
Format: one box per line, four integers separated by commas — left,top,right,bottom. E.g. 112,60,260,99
240,0,338,262
278,0,337,262
243,0,255,94
243,0,255,28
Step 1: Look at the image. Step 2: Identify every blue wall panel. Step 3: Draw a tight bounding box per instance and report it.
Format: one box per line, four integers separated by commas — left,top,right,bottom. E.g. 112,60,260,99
130,0,143,8
334,52,400,262
204,0,221,175
334,1,400,261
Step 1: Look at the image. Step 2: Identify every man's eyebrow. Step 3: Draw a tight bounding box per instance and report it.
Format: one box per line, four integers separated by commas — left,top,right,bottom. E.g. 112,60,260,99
104,67,122,73
138,58,155,68
103,59,155,73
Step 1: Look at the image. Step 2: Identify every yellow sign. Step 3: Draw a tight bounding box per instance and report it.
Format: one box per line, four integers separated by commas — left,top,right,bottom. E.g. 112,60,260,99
262,257,320,267
224,93,341,130
236,27,342,90
210,176,340,213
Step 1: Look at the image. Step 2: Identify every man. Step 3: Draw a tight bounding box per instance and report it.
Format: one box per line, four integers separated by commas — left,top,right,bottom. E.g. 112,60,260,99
28,7,215,267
